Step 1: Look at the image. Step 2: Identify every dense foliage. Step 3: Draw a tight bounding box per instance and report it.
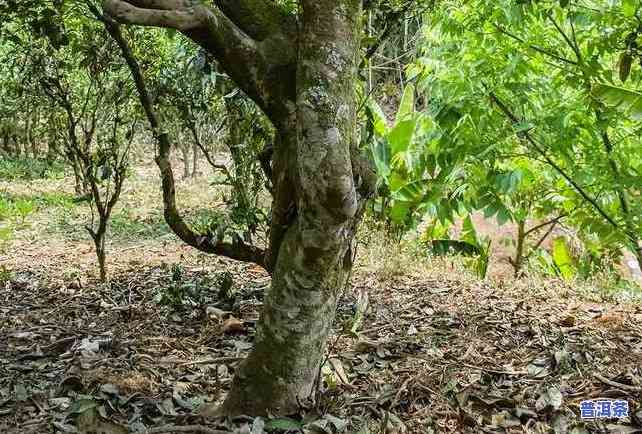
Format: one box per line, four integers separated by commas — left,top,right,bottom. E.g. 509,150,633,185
367,0,642,278
1,0,640,282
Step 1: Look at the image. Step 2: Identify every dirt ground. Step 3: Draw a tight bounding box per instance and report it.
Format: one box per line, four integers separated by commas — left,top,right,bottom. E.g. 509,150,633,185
1,164,641,434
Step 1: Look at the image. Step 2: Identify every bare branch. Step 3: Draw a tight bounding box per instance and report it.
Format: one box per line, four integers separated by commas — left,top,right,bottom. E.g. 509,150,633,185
524,213,567,237
103,0,205,31
91,6,268,269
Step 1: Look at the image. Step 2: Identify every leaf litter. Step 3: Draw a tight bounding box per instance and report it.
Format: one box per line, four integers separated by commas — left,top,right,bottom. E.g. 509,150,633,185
0,237,641,433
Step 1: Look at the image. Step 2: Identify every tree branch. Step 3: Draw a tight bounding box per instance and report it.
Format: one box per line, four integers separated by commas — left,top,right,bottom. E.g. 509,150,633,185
214,0,296,41
92,5,267,269
492,23,578,66
103,0,205,30
102,0,295,122
524,213,567,237
488,91,626,238
525,220,559,261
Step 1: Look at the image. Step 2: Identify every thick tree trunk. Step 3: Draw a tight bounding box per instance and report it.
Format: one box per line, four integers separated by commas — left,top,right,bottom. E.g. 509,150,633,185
100,0,374,418
220,222,353,415
221,0,363,416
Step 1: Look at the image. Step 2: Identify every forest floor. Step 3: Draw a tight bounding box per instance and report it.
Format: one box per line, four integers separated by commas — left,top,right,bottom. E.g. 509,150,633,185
1,160,641,434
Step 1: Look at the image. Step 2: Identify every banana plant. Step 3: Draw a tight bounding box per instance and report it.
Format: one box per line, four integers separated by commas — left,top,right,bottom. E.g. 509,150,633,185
368,83,464,232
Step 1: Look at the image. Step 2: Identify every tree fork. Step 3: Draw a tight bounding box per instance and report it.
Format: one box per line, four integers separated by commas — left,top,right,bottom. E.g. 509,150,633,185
98,0,376,417
94,7,266,267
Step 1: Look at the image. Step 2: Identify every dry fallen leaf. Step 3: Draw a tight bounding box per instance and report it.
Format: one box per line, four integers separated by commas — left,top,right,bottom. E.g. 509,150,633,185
222,317,245,334
559,315,575,327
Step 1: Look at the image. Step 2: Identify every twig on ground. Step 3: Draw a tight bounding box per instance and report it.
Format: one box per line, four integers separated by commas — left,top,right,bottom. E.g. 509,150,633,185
593,373,642,392
177,356,244,367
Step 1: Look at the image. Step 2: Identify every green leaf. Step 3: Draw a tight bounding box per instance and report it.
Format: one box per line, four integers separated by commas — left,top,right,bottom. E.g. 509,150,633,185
622,0,637,17
370,138,391,179
390,201,412,224
552,237,575,280
593,84,642,120
368,99,389,137
393,179,431,202
395,83,416,124
461,215,478,246
388,118,417,155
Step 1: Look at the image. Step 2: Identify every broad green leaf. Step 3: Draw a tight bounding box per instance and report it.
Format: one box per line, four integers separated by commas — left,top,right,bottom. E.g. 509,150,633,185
388,118,417,155
393,179,432,202
396,83,416,124
370,138,390,179
552,237,576,280
390,201,412,224
593,84,642,121
461,215,478,246
622,0,637,17
368,99,389,137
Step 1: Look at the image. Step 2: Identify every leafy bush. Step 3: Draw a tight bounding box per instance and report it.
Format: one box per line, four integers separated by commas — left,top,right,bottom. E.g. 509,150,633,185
0,193,35,225
0,158,66,181
110,209,168,240
154,264,204,308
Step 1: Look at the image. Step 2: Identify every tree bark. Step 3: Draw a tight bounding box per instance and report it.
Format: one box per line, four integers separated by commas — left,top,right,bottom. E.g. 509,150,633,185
512,219,525,278
92,225,108,282
100,0,374,417
221,0,364,416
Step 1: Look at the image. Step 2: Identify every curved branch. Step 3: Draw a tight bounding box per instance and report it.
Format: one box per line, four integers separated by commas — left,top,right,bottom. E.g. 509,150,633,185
214,0,297,41
94,7,267,268
102,0,295,126
103,0,205,30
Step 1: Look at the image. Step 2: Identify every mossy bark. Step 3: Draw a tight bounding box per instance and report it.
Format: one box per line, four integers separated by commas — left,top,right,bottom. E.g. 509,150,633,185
102,0,374,417
221,0,365,416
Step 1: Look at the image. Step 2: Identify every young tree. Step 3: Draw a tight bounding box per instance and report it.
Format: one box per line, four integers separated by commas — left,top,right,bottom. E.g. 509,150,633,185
36,16,138,281
99,0,378,416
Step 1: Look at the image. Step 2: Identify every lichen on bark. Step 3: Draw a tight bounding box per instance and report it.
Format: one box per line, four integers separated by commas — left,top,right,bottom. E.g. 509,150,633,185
103,0,375,417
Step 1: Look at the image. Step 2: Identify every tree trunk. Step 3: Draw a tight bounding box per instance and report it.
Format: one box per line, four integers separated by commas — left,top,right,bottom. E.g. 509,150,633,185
178,133,191,180
30,110,40,159
71,157,85,195
221,0,364,416
91,221,108,282
100,0,374,418
512,220,526,278
1,130,10,157
192,141,199,177
220,219,354,415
